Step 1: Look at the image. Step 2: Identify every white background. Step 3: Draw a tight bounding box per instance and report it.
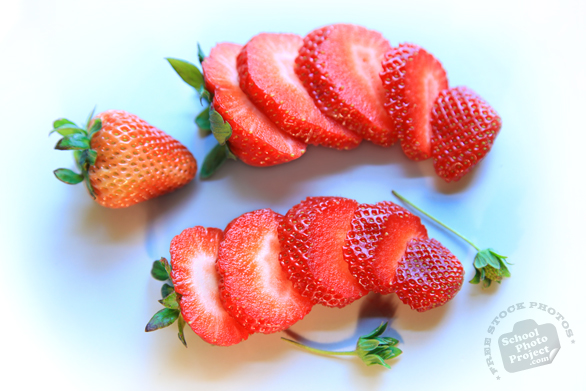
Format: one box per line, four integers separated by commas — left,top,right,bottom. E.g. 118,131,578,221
1,0,584,390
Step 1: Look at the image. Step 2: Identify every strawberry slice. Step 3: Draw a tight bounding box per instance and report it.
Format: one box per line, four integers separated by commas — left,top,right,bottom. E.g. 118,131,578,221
392,237,464,312
343,201,428,294
202,43,306,167
295,24,397,146
237,33,362,150
217,209,313,334
279,197,368,308
170,226,250,346
380,43,448,160
431,86,502,182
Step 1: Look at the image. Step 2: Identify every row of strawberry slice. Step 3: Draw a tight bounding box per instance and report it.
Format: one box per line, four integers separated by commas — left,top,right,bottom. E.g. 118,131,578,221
179,24,501,182
148,197,464,347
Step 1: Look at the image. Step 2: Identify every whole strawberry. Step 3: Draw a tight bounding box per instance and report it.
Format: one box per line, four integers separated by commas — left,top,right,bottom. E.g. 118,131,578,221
52,109,197,208
431,86,502,182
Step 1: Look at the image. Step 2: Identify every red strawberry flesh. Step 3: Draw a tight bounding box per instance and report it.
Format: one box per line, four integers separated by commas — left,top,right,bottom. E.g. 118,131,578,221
344,201,428,294
380,44,448,160
295,24,396,146
217,209,313,334
237,33,361,150
279,197,367,308
170,226,250,346
202,43,306,167
392,237,464,312
431,86,502,182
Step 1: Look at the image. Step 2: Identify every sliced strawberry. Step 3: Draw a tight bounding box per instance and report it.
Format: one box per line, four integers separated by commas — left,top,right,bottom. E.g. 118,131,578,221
380,43,448,160
295,24,396,146
202,43,306,167
343,201,428,294
170,226,250,346
431,86,502,182
217,209,313,334
279,197,368,308
237,33,362,150
392,237,464,312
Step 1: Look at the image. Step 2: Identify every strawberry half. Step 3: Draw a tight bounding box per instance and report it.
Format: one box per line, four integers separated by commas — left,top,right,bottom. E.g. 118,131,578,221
380,44,448,160
217,209,313,334
279,197,368,308
392,237,464,312
343,201,428,294
430,86,502,182
202,43,307,167
238,33,362,150
170,226,250,346
295,24,396,146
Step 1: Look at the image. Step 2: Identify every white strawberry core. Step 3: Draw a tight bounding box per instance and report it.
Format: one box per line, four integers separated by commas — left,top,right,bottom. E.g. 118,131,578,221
190,252,223,315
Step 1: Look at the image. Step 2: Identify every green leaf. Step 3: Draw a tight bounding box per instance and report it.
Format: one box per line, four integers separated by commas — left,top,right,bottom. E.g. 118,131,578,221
364,354,389,368
196,107,211,131
77,149,97,169
87,149,97,166
199,87,211,104
84,175,96,199
482,278,492,288
209,107,232,145
178,315,187,347
469,268,482,284
167,58,205,91
161,283,174,299
474,252,489,269
86,106,97,129
478,249,501,269
53,118,77,128
54,168,84,185
200,143,231,179
55,133,90,150
88,118,102,137
358,339,381,352
160,257,172,276
362,322,388,339
197,43,205,65
159,291,179,310
145,308,180,332
151,260,169,281
50,125,85,137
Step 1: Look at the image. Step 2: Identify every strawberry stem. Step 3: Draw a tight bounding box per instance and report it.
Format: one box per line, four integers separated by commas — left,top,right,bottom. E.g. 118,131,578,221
391,191,480,251
392,190,510,286
281,338,356,356
282,322,401,368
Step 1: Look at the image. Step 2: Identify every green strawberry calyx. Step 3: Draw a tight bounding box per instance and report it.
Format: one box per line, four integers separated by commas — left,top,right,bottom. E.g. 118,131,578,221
392,190,511,288
145,257,188,347
51,108,102,198
282,322,402,369
166,47,237,179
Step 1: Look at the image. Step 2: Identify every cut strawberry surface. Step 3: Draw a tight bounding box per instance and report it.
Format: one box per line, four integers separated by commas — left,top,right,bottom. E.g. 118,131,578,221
202,42,306,167
295,24,396,146
217,209,313,334
344,201,428,294
279,197,367,308
238,33,362,150
170,226,250,346
392,237,464,312
380,44,448,160
430,86,502,182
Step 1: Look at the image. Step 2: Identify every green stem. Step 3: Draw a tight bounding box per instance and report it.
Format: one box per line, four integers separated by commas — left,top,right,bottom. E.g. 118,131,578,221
392,190,481,252
281,338,356,356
